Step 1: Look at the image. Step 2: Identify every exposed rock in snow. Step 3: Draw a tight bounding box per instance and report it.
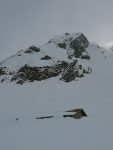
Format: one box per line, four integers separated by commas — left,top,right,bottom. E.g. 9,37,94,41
47,32,89,58
0,67,6,76
35,108,87,120
70,33,89,57
0,33,92,84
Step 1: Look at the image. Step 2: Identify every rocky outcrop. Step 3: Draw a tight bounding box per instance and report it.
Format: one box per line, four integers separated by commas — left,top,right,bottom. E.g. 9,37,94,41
70,33,89,58
28,46,40,52
61,61,77,82
48,33,89,59
0,33,92,84
10,60,92,84
41,55,52,60
57,43,67,49
11,62,67,84
0,67,6,76
24,46,40,53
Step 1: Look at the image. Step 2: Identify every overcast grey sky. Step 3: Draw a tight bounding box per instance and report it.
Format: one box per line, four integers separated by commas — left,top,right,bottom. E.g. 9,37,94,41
0,0,113,61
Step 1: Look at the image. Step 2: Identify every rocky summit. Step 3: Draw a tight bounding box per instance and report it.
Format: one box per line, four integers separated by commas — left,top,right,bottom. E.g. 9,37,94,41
0,33,92,84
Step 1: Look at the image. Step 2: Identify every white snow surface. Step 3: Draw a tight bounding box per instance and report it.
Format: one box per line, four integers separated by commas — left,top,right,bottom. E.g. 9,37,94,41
47,32,81,45
0,45,68,72
0,35,113,150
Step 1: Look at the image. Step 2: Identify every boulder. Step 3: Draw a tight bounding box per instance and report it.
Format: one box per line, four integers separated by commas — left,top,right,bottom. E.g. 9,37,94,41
41,55,52,60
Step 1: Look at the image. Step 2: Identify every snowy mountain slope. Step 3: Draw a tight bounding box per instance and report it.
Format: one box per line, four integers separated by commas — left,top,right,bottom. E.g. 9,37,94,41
0,33,91,84
105,41,113,51
0,33,113,150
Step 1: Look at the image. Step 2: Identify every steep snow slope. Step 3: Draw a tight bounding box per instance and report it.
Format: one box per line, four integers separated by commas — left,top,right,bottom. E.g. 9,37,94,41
0,33,113,150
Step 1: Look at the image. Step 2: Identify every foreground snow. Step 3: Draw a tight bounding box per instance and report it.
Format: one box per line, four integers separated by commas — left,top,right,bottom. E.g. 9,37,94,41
1,116,113,150
0,59,113,150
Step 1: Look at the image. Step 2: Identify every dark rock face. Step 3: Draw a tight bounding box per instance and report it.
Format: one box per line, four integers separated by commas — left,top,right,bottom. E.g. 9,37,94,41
61,61,77,82
28,46,40,52
41,55,52,60
24,46,40,53
57,43,67,49
49,33,89,59
11,63,65,84
70,33,89,58
0,67,6,76
10,59,91,84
